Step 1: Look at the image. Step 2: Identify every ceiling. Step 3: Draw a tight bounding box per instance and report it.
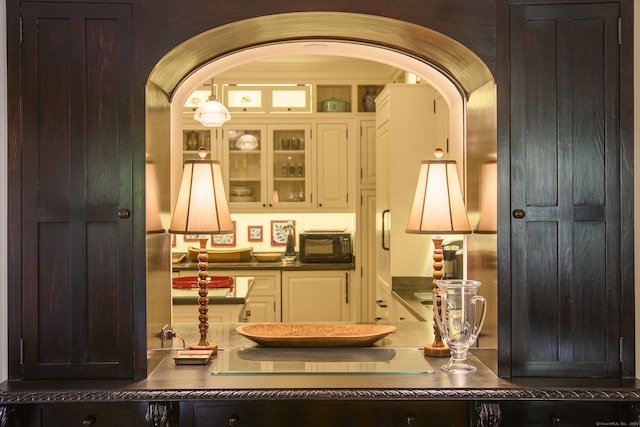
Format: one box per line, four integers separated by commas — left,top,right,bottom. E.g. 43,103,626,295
209,55,404,84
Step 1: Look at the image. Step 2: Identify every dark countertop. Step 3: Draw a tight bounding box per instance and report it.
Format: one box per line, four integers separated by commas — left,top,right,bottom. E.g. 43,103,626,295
172,277,253,305
391,276,434,322
2,322,640,403
173,257,355,272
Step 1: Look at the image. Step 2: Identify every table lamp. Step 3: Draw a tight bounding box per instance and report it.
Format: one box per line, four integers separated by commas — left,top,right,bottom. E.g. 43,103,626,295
169,148,233,353
406,149,471,357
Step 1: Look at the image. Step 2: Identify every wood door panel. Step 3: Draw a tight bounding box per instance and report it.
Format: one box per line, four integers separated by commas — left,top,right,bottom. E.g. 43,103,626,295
509,3,620,377
20,2,134,379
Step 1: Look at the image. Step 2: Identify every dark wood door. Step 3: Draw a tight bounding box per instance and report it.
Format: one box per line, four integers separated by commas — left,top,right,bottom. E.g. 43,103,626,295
509,3,621,377
19,2,134,379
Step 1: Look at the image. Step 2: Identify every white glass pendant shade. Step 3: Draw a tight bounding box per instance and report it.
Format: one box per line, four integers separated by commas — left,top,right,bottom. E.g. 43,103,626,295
235,134,259,150
193,96,231,127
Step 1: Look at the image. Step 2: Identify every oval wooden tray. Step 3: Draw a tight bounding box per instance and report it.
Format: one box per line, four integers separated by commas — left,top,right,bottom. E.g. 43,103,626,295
236,324,396,347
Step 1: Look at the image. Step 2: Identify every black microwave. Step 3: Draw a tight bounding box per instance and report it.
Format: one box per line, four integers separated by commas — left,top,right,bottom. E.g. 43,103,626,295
299,233,353,263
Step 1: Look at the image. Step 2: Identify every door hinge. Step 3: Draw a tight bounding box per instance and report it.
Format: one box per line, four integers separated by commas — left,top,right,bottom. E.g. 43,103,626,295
618,18,622,45
19,338,24,365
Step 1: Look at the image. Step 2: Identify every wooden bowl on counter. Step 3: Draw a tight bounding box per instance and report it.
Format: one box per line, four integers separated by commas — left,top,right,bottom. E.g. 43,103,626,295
187,246,253,263
253,252,282,262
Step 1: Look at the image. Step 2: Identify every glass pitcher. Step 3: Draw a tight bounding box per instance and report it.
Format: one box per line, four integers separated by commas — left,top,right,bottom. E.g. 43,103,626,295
434,280,487,373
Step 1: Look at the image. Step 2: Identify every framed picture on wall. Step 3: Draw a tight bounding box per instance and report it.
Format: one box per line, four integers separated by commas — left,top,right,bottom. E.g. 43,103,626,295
183,234,198,242
271,220,295,246
248,225,263,242
212,221,236,246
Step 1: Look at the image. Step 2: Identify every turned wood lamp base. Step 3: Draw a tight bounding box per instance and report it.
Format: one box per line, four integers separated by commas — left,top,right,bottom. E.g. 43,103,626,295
425,236,450,357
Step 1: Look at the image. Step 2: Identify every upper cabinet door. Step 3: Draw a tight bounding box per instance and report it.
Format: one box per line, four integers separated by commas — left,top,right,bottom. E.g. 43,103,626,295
315,123,350,210
509,3,621,377
19,2,135,379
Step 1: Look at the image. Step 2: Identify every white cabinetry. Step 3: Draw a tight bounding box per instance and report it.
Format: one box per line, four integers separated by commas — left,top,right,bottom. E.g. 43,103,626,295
392,295,420,322
208,270,281,323
242,271,281,322
315,122,350,209
223,124,312,210
173,303,242,324
359,189,377,322
375,83,443,280
358,118,376,187
281,271,353,322
220,121,353,213
374,283,391,323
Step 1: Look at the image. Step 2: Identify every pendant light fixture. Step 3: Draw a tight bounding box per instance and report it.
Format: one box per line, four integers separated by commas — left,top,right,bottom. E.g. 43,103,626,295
193,78,231,127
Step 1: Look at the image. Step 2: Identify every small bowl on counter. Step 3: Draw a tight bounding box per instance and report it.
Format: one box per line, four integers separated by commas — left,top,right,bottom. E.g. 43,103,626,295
253,252,282,262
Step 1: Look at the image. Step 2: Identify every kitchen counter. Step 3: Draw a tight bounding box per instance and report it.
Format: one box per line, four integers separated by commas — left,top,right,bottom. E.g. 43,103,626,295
172,255,355,272
391,276,433,322
2,322,640,426
172,276,253,305
2,322,639,399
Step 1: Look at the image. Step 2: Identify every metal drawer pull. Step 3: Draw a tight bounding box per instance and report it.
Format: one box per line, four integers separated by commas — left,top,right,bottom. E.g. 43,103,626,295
82,415,96,426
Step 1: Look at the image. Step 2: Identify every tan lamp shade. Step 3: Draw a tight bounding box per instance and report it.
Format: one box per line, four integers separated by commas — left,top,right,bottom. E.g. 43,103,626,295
406,159,471,234
169,154,233,235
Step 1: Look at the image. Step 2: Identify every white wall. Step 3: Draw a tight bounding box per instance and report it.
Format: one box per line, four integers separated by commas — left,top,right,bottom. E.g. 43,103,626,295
1,0,8,383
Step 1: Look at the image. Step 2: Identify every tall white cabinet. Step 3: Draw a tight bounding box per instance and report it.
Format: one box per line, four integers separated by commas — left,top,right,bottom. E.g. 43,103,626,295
374,84,447,320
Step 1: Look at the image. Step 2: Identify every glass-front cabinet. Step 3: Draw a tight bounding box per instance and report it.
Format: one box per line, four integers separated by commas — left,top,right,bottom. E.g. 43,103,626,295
225,125,265,207
223,123,312,210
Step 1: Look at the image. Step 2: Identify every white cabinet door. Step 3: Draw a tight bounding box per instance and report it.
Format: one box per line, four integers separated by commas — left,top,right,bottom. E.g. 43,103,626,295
206,270,281,323
281,271,351,322
359,189,377,322
375,84,442,279
243,295,277,322
269,124,313,209
359,119,376,186
222,123,313,211
315,123,350,209
243,271,281,322
222,124,268,209
375,90,392,299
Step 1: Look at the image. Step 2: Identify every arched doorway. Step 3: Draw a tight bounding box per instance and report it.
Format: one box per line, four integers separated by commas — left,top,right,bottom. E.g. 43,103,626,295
145,12,497,367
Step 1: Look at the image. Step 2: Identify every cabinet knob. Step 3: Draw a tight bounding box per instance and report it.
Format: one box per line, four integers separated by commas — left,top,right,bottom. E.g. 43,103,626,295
118,209,130,219
549,415,562,425
512,209,526,219
82,415,96,426
228,416,240,427
406,415,417,425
